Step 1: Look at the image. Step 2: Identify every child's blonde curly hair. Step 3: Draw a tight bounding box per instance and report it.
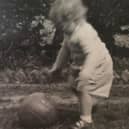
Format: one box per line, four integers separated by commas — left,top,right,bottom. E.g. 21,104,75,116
49,0,87,26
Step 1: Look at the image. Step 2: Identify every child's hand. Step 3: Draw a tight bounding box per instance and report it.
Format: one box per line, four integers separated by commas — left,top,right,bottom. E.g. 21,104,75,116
42,68,54,79
48,68,57,76
43,68,61,82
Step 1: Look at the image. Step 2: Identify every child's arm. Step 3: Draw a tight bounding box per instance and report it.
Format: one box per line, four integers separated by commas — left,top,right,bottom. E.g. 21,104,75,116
50,39,70,72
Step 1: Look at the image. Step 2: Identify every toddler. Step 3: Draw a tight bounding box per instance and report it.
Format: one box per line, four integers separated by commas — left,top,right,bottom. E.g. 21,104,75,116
49,0,113,129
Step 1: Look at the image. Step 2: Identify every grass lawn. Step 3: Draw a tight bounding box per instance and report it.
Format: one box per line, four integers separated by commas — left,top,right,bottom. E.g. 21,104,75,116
0,84,129,129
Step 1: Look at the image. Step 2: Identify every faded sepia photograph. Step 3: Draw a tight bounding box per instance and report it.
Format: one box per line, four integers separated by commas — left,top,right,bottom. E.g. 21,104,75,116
0,0,129,129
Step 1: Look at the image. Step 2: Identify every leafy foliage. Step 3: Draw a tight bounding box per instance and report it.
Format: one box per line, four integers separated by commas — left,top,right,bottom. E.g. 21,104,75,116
114,34,129,48
30,15,56,46
113,57,129,84
0,0,129,84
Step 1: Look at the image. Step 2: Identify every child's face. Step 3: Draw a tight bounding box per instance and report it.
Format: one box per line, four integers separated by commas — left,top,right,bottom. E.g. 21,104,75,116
50,0,87,34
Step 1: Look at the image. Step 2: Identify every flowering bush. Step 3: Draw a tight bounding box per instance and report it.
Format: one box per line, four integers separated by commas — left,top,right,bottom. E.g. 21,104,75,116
114,34,129,48
30,15,56,47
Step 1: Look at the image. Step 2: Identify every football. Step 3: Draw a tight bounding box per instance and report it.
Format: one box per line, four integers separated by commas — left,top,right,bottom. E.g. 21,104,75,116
17,92,58,128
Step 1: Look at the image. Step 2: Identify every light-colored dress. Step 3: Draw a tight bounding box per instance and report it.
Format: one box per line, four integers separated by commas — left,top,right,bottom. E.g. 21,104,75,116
52,21,113,98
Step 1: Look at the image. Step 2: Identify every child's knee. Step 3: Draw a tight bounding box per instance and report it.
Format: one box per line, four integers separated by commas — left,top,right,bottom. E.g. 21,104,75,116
90,95,105,106
79,90,104,106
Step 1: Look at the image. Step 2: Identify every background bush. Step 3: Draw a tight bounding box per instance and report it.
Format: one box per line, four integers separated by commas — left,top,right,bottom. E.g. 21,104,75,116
0,0,129,84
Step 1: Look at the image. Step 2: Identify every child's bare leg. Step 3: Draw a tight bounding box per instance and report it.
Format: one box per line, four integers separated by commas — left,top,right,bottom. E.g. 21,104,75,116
79,91,93,123
79,90,99,124
69,90,101,129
